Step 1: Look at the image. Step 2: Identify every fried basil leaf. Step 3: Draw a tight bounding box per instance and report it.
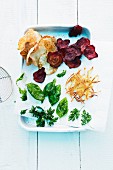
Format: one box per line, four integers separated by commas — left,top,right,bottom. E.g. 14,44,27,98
27,83,45,103
56,97,68,118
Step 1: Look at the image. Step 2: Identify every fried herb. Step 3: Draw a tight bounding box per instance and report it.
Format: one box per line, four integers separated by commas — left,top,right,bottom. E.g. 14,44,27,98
20,109,27,115
19,87,27,101
81,110,92,125
29,106,58,127
68,108,80,121
56,97,68,118
46,107,58,126
27,83,45,103
29,106,46,127
16,73,25,84
57,70,66,77
49,85,61,106
43,79,61,106
43,79,56,96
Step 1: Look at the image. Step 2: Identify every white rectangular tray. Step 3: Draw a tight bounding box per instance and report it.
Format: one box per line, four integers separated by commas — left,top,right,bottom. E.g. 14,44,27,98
17,25,111,132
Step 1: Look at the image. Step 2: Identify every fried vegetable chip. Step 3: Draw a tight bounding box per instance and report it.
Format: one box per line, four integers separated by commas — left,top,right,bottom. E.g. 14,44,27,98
65,67,100,103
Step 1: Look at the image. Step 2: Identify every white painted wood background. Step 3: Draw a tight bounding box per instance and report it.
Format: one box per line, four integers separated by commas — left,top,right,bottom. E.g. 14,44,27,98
0,0,113,170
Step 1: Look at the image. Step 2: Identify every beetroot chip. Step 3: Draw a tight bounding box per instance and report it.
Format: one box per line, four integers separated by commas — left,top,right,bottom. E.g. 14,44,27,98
65,57,81,68
84,45,98,60
57,38,70,50
76,37,90,53
47,51,63,68
64,46,81,61
69,25,82,37
33,67,46,83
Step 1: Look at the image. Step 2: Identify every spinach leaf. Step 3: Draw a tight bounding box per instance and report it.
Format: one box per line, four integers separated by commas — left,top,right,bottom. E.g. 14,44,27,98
81,110,92,125
27,83,45,103
49,85,61,106
16,73,25,84
56,97,68,118
43,79,61,105
19,87,27,101
43,79,56,96
57,70,66,77
68,108,80,121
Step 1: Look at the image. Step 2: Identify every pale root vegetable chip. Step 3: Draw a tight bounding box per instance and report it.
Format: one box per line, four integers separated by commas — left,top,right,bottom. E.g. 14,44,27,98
65,67,100,103
18,29,42,59
26,35,57,74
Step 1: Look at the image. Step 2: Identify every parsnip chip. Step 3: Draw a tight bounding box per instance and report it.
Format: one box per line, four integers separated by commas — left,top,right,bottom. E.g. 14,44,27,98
18,29,42,59
65,67,100,103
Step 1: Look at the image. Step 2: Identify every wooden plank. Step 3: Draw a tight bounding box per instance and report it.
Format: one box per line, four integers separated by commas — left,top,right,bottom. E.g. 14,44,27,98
38,132,80,170
0,0,37,170
79,0,113,41
38,1,80,170
38,0,77,26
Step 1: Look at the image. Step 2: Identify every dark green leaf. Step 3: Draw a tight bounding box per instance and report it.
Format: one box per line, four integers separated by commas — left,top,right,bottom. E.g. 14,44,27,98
27,83,45,103
81,110,92,125
29,106,45,118
19,87,27,101
46,107,58,126
20,109,27,115
57,70,66,77
16,73,25,84
36,117,45,127
43,79,56,96
48,85,61,106
56,97,68,118
68,108,80,121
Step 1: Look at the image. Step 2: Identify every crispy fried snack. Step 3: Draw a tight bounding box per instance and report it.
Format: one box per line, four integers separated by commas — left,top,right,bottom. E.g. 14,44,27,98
26,35,57,74
18,29,42,59
65,67,100,103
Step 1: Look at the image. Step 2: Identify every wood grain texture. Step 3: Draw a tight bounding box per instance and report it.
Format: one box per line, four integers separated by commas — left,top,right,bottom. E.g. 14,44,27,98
0,0,37,170
38,0,77,25
79,0,113,41
38,132,80,170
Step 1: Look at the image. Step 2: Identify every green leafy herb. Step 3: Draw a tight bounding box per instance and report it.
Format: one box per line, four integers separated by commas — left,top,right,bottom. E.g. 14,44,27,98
81,110,92,125
27,83,45,103
46,107,58,126
20,109,27,115
43,79,56,96
19,87,27,101
43,79,61,106
68,108,80,121
57,70,66,77
29,106,45,117
29,106,46,127
29,106,58,127
56,97,68,118
49,85,61,106
16,73,25,84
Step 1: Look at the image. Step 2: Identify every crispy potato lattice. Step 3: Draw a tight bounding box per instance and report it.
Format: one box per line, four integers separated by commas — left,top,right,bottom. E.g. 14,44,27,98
65,67,100,103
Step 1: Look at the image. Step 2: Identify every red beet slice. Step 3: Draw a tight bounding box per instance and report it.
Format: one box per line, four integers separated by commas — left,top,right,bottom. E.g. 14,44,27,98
64,46,81,61
84,45,98,60
65,57,81,68
57,38,70,50
33,67,46,83
47,51,63,68
69,25,82,37
76,37,90,53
